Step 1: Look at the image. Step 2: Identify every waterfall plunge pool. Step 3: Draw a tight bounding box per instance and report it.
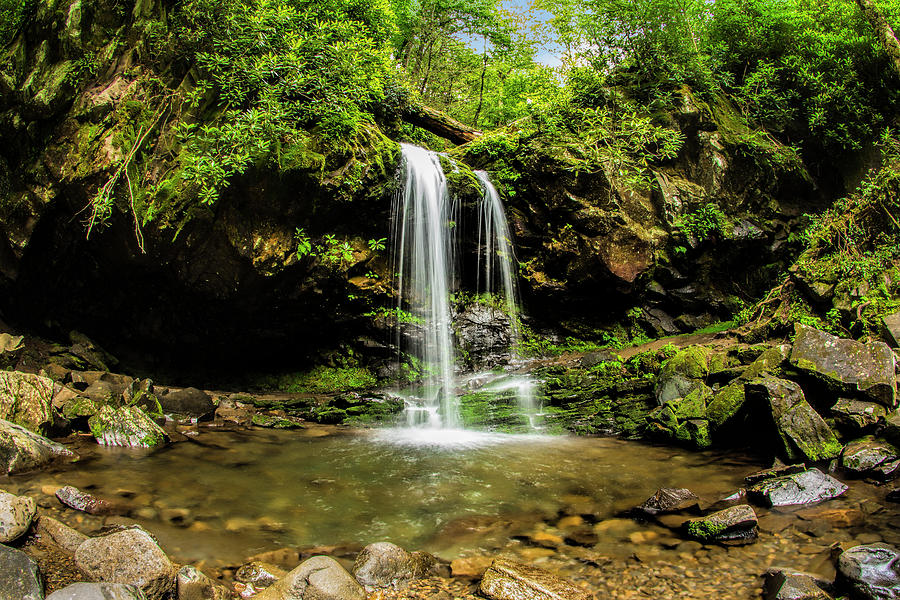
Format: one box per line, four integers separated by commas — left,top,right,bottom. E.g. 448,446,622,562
7,426,766,565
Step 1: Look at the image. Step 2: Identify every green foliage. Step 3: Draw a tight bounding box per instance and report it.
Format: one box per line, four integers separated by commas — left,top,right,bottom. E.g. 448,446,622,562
676,203,728,244
0,0,33,46
266,366,378,394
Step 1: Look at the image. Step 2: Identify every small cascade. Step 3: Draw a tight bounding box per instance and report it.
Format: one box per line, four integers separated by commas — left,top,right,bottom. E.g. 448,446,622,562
474,171,540,426
392,144,538,431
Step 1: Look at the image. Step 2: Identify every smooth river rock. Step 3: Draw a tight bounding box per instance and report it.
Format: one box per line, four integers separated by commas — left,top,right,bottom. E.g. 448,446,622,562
55,486,118,515
34,515,88,553
749,468,848,507
46,582,146,599
764,570,833,600
352,542,439,590
790,323,897,407
0,416,77,474
75,526,176,600
176,565,230,600
0,543,42,600
158,388,215,418
253,555,366,600
837,543,900,600
635,488,699,516
0,490,36,543
479,558,594,600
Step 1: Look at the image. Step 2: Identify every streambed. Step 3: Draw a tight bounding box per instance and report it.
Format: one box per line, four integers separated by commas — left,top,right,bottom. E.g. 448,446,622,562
8,426,765,564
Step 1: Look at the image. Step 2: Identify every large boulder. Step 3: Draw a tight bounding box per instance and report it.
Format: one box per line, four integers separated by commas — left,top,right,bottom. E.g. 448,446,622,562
837,543,900,600
158,388,215,418
830,398,887,434
707,344,791,430
647,384,712,448
746,375,842,462
684,505,758,544
34,515,88,553
253,556,366,600
74,526,176,600
764,570,833,600
479,558,594,600
0,490,37,543
748,468,848,507
0,417,77,474
840,438,900,480
46,582,147,599
882,311,900,347
790,324,897,407
351,542,439,591
453,303,513,368
0,544,42,600
88,405,167,448
0,370,56,432
655,346,727,405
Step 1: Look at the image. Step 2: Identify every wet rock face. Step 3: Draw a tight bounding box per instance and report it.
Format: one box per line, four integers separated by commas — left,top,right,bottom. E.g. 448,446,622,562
745,375,842,462
748,468,848,507
46,582,147,599
453,303,513,368
0,489,36,543
74,526,176,600
837,543,900,600
479,558,594,600
0,417,77,474
684,505,758,544
790,324,898,407
0,544,42,600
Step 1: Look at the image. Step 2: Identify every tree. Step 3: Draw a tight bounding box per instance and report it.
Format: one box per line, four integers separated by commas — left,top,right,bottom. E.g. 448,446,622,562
854,0,900,78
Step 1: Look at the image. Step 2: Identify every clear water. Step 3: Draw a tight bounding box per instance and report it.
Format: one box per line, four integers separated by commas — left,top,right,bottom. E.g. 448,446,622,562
10,428,764,564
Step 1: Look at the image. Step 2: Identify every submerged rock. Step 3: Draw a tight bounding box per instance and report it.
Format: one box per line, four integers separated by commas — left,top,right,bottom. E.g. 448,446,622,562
634,488,699,516
0,370,57,432
748,468,848,507
56,485,118,515
0,417,77,474
351,542,439,590
253,555,366,600
479,558,594,600
88,405,167,448
74,526,176,600
684,505,758,544
790,324,897,407
840,438,900,480
0,490,36,543
0,544,42,600
764,570,833,600
46,582,147,599
235,562,287,589
746,376,842,462
837,543,900,600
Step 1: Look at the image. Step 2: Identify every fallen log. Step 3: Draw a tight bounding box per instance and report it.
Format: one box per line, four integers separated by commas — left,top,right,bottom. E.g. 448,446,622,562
401,103,482,145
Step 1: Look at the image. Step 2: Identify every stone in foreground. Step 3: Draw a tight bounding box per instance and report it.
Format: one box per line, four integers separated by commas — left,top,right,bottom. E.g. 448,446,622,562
790,324,897,407
764,570,833,600
253,555,366,600
88,405,167,448
46,582,147,599
479,558,594,600
746,375,842,462
352,542,439,590
0,417,77,474
0,543,42,600
749,468,848,507
0,490,37,543
635,488,699,516
837,543,900,600
684,505,758,544
74,525,176,600
35,515,88,553
176,565,230,600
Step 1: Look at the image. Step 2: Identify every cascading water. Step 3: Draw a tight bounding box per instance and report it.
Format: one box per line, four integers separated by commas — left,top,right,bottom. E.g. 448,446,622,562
392,143,538,432
393,144,460,428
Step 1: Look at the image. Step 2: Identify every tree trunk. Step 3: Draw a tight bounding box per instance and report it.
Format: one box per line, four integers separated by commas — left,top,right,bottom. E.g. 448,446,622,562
401,104,483,145
855,0,900,79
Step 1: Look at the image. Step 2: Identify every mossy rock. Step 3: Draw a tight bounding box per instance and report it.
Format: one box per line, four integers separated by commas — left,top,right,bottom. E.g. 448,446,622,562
87,405,166,448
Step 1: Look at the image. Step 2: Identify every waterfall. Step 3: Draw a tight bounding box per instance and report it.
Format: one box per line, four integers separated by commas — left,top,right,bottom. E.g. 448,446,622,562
392,144,537,430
